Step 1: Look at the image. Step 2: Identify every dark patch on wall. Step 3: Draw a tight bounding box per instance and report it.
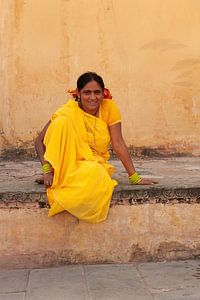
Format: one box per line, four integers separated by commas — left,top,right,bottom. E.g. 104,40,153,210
1,242,200,269
0,144,195,160
129,244,152,262
156,241,200,261
111,145,194,159
129,242,200,263
0,146,37,161
132,146,192,158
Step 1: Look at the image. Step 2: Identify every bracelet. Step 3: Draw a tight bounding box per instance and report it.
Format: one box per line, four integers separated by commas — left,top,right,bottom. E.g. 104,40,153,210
129,172,142,184
42,162,52,174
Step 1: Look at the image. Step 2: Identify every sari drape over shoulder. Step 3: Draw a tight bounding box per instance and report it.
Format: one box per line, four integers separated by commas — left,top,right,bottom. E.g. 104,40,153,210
44,99,120,223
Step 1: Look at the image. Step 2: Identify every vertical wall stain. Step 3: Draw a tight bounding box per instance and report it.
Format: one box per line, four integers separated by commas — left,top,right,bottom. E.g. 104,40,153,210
14,0,25,32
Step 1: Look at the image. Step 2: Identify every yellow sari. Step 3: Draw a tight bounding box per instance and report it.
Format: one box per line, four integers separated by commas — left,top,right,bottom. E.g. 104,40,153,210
44,99,119,223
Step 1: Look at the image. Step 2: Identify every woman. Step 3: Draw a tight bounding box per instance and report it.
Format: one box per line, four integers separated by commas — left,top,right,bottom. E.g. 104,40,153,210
35,72,157,223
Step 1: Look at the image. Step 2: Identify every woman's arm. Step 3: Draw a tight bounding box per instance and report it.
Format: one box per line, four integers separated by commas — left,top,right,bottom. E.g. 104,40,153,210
35,120,51,165
109,123,136,176
35,120,54,187
109,122,157,185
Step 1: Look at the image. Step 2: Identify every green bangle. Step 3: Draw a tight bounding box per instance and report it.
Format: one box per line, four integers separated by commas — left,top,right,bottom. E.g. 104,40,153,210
42,162,52,174
129,172,142,184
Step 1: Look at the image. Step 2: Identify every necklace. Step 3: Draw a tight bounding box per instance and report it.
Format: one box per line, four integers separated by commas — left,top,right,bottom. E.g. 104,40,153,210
78,102,99,147
85,115,97,147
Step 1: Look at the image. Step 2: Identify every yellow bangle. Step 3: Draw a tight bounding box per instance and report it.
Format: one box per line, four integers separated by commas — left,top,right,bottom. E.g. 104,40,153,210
129,172,142,184
42,162,52,174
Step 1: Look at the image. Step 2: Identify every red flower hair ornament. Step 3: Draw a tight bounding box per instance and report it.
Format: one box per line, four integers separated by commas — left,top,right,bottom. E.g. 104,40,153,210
67,88,112,99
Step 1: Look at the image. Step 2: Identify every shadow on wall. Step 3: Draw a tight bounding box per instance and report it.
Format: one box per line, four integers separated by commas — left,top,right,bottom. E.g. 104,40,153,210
140,39,200,121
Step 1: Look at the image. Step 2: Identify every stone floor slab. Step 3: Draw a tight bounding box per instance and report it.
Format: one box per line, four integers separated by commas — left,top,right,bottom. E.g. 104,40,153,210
84,264,153,300
153,286,200,300
27,265,84,288
25,265,86,300
0,270,29,293
25,286,85,300
0,293,25,300
138,260,200,290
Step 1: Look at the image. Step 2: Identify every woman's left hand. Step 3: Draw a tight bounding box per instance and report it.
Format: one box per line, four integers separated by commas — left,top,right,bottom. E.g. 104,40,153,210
137,178,158,185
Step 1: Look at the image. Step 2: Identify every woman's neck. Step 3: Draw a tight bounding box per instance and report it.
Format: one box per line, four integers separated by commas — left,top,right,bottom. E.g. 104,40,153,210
78,102,99,117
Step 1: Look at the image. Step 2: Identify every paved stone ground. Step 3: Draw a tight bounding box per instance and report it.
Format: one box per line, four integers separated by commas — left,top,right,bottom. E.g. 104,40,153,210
0,157,200,194
0,260,200,300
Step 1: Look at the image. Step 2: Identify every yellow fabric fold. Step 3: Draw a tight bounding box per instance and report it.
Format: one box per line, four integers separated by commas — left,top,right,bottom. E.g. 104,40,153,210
44,100,118,223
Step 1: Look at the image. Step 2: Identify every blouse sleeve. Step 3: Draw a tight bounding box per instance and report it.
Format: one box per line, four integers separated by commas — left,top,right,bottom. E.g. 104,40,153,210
101,99,121,126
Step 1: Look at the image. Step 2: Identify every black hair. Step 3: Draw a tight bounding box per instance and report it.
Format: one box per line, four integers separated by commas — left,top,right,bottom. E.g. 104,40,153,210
77,72,105,91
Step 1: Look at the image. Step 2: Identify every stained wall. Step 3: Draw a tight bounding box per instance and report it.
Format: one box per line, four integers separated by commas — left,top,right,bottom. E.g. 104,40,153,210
1,0,200,155
1,203,200,268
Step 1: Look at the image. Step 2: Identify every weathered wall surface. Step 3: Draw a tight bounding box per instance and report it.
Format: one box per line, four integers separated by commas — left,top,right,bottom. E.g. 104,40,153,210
1,0,200,156
1,203,200,268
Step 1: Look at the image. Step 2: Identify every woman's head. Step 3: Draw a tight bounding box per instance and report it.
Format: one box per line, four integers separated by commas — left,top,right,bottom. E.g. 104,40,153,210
76,72,105,115
77,72,105,91
67,72,112,100
77,72,104,115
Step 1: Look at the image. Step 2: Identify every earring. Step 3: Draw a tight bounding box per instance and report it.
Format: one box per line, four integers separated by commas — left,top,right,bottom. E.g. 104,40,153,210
75,96,81,102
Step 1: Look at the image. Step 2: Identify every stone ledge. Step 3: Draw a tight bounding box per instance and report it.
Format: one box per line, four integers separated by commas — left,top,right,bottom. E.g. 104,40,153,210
0,186,200,210
113,186,200,205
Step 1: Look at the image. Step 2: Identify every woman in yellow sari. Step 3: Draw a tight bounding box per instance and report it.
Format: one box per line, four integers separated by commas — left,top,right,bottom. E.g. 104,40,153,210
35,72,157,223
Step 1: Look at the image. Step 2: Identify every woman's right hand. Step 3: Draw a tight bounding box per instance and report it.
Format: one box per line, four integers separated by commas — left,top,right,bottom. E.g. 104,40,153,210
44,172,54,187
137,178,158,185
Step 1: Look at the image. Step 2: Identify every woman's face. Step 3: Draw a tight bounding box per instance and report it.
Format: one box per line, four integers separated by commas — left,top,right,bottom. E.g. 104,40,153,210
78,80,103,115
